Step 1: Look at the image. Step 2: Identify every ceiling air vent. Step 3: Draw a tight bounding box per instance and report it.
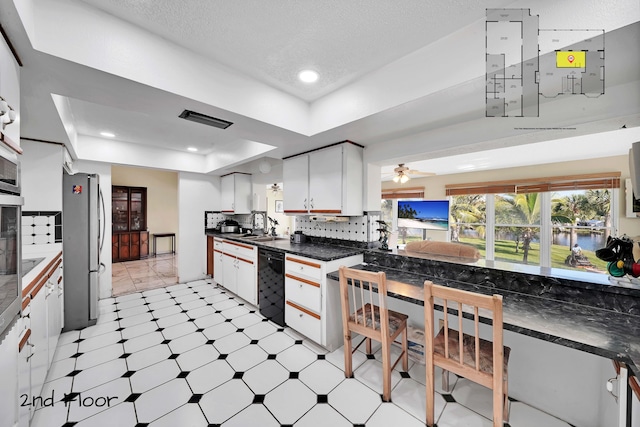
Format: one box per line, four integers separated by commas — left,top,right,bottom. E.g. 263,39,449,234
178,109,233,129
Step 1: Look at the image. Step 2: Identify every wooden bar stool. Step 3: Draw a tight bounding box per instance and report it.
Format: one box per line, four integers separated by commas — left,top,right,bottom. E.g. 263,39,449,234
338,266,409,402
423,281,510,427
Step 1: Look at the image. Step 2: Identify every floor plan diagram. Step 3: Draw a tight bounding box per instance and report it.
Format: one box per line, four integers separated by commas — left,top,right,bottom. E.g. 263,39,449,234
486,9,605,117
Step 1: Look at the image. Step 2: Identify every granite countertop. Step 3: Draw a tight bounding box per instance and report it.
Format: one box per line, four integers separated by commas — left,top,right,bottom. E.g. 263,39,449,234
206,231,365,262
327,263,640,377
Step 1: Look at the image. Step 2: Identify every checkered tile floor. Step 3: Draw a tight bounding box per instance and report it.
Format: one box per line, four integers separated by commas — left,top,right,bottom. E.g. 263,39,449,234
32,280,573,426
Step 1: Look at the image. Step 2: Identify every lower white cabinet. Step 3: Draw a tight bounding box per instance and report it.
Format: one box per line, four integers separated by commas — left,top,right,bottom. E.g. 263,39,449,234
222,253,238,295
284,253,363,351
213,238,224,286
17,251,63,423
220,240,257,305
0,318,20,427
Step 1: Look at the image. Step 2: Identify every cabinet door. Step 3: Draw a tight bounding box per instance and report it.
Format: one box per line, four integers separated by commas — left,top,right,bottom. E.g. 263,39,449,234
130,232,141,259
214,251,224,285
309,146,343,213
29,282,48,402
45,276,60,366
119,233,131,260
283,155,309,214
112,234,119,261
112,186,129,232
233,174,252,214
140,231,149,258
221,175,235,213
222,253,237,294
236,257,256,305
129,188,146,231
18,330,31,427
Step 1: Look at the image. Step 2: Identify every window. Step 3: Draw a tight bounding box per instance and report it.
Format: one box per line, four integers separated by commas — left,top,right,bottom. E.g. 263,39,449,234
550,189,612,273
446,173,619,274
450,195,486,257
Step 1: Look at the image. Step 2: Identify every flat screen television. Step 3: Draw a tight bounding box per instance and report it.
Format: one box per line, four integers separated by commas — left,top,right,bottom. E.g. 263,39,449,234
397,199,449,231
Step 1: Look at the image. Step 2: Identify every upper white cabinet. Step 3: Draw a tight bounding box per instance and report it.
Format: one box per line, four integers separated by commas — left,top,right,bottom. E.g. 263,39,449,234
283,142,363,216
221,173,252,214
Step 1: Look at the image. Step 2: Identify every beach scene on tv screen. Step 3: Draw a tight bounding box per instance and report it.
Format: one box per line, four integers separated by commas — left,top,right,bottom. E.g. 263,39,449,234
397,200,449,231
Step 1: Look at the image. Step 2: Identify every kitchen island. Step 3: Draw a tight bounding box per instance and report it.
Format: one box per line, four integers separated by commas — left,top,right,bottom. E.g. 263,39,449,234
326,254,640,427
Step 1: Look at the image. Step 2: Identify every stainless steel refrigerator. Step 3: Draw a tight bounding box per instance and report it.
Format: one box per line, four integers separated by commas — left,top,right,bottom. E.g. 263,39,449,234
62,172,103,331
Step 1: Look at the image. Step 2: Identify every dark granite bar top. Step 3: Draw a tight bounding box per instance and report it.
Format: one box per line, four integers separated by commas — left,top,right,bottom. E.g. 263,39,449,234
205,231,365,262
327,263,640,378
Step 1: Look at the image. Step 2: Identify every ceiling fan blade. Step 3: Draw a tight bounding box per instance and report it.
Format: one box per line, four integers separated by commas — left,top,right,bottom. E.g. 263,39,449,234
407,170,436,176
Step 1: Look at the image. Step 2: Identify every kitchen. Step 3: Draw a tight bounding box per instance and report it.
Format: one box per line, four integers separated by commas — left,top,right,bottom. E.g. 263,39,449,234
0,1,639,426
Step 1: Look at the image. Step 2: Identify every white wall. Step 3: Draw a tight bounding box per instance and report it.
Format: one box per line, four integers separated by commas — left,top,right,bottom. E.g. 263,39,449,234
178,172,220,282
20,140,63,211
73,160,112,300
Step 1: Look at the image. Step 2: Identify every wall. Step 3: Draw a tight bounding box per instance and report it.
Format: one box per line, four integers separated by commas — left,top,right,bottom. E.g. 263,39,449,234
112,165,178,254
265,188,293,235
382,154,640,239
20,140,63,211
178,172,220,282
74,160,112,300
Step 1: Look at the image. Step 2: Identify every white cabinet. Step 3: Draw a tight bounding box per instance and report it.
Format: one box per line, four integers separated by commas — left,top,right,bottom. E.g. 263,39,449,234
28,278,48,413
236,257,257,305
221,173,252,214
220,240,258,305
282,155,309,214
0,318,19,427
284,253,363,351
18,251,63,423
17,327,32,427
283,142,363,216
46,258,63,365
213,238,224,285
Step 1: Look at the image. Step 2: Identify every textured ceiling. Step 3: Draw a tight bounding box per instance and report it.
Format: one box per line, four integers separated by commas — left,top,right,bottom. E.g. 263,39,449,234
78,0,507,101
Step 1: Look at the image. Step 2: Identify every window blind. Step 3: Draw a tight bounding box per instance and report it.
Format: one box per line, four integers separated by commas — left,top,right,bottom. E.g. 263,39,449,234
445,172,621,196
381,187,425,199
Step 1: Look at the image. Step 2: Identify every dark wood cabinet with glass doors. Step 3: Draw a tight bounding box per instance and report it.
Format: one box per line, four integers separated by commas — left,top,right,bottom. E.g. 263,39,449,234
112,186,149,262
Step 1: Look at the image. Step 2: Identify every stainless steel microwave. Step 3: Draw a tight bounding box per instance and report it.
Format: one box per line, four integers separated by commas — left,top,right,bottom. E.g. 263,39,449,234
0,153,22,344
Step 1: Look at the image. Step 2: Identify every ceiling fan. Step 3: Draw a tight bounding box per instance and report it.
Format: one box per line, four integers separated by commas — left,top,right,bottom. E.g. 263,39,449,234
386,163,435,183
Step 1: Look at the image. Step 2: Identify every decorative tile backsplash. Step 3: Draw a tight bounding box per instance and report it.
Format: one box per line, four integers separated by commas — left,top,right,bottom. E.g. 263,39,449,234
205,211,266,230
295,212,381,243
22,211,62,245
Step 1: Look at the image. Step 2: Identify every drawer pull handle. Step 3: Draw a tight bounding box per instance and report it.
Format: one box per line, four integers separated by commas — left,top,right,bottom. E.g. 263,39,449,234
299,314,303,318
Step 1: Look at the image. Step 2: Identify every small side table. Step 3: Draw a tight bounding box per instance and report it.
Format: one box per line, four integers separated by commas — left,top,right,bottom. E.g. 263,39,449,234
152,233,176,257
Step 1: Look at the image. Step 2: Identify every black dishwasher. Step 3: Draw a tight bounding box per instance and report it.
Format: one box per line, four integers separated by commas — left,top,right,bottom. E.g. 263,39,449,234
258,248,285,326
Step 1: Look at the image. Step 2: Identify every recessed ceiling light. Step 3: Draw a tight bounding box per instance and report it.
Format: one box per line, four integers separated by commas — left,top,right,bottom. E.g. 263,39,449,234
298,70,319,83
100,131,115,138
187,147,198,152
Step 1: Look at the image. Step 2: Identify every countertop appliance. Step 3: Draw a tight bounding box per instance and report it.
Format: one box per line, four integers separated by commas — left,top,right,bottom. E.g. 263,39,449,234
216,219,240,233
258,248,285,327
0,151,22,344
290,231,306,244
62,172,104,331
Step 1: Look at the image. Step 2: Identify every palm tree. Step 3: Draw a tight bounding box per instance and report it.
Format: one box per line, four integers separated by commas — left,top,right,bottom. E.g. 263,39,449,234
449,195,485,242
503,193,571,264
586,189,611,240
552,193,589,248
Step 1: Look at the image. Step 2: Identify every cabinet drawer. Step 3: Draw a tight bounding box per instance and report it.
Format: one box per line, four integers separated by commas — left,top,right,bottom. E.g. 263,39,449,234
285,274,321,313
285,256,322,282
223,241,256,262
214,239,223,250
285,301,321,344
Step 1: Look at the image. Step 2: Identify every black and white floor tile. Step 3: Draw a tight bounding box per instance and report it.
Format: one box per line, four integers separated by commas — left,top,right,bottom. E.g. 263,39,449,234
32,280,575,427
